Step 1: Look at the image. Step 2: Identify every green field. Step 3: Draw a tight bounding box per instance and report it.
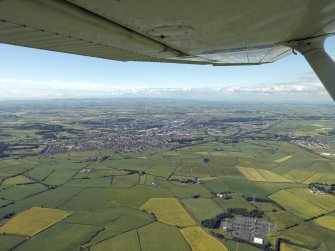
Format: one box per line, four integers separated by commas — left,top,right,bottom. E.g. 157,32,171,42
1,102,335,250
138,222,191,251
91,230,140,251
181,198,222,222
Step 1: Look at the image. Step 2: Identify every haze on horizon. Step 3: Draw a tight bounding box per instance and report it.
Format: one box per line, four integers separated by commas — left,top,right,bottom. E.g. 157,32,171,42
0,37,334,104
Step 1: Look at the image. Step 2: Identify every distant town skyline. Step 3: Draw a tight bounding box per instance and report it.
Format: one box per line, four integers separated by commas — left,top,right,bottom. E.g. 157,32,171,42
0,36,334,103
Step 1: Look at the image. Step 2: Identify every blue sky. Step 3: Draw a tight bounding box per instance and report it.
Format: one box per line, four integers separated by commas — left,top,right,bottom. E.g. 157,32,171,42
0,36,334,103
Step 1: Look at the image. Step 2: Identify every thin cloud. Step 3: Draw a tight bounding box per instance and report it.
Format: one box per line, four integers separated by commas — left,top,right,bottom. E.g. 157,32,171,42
0,77,330,103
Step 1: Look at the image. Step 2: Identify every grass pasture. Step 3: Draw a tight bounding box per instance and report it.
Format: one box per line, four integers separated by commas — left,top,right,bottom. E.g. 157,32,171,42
64,177,111,188
44,169,77,185
111,174,139,188
88,214,154,246
91,230,140,251
181,198,222,222
0,207,71,237
0,235,25,251
0,183,47,201
263,211,302,230
2,175,34,185
140,198,196,227
16,222,99,251
138,222,191,251
269,190,327,219
280,243,312,251
180,226,228,251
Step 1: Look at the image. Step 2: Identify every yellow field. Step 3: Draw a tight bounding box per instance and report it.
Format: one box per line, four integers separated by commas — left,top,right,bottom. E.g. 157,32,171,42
237,167,266,181
283,170,315,183
180,226,228,251
280,242,312,251
0,207,71,237
140,198,196,227
303,172,335,184
275,155,292,163
2,175,34,185
238,167,292,183
269,190,327,219
258,170,293,183
315,215,335,231
287,188,335,211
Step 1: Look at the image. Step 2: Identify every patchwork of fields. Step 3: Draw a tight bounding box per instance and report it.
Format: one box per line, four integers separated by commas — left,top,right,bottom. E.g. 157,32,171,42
0,139,334,250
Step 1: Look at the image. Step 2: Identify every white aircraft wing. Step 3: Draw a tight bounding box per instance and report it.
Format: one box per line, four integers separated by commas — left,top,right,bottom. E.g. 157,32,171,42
1,0,335,98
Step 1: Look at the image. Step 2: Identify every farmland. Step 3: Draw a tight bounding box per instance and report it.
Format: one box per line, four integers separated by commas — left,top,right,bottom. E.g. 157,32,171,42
180,226,228,251
0,100,334,250
269,190,327,219
0,207,71,237
140,198,196,227
315,214,335,231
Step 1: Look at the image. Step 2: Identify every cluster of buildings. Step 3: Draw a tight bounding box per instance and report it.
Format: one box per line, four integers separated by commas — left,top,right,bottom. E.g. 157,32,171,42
38,117,277,155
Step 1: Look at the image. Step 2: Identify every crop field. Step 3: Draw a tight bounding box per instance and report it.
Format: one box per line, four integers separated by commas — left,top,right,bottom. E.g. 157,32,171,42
315,214,335,231
269,190,327,219
286,188,335,211
237,167,266,181
257,170,293,183
181,198,222,222
275,155,292,163
238,167,293,183
180,226,228,251
140,198,196,227
302,172,335,184
283,170,315,182
0,207,71,237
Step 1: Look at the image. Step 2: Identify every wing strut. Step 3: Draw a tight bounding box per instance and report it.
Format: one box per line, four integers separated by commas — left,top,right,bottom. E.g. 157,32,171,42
287,36,335,102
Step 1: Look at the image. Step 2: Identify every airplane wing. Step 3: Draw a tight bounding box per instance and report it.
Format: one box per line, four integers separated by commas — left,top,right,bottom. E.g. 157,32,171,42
0,1,335,98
